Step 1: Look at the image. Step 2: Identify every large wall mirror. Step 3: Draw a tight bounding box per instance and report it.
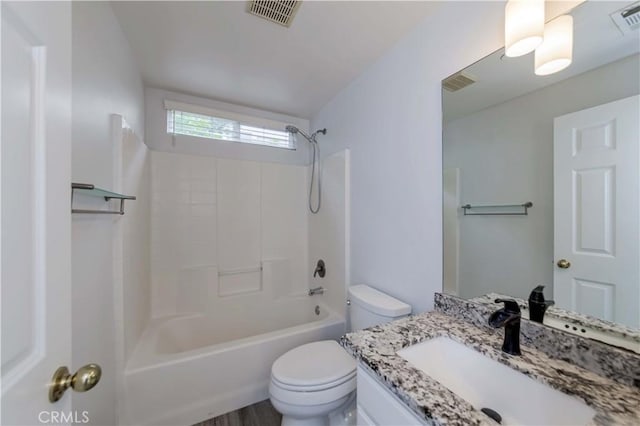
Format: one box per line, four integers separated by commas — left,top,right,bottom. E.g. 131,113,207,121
442,1,639,349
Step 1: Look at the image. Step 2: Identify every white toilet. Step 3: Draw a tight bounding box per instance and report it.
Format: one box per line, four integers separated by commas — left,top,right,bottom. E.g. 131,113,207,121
269,284,411,426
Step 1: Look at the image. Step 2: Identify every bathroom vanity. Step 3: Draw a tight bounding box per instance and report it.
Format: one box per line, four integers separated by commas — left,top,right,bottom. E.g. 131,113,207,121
341,294,640,425
356,365,424,426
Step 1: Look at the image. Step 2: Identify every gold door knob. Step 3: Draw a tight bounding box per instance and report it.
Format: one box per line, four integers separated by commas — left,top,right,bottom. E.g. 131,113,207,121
557,259,571,269
49,364,102,403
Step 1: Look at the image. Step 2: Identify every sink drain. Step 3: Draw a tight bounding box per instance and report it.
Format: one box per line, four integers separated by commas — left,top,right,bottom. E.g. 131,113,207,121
481,408,502,424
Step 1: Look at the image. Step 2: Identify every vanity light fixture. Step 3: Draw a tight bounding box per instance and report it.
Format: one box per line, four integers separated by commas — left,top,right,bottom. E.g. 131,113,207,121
505,0,545,57
534,15,574,76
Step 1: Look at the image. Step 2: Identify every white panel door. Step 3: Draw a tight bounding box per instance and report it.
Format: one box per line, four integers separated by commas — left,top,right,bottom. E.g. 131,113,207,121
553,95,639,328
1,2,72,424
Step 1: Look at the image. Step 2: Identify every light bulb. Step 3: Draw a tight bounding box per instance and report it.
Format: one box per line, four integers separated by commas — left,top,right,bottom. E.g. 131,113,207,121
505,0,545,58
535,15,573,76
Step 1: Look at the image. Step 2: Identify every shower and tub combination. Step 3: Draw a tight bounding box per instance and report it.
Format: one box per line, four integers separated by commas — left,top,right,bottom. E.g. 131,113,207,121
120,121,351,426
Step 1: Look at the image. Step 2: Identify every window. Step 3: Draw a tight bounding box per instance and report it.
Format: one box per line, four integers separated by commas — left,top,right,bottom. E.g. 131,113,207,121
165,100,295,150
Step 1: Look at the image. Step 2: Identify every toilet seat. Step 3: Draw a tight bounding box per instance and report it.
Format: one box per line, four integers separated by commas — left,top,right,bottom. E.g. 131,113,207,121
270,340,357,407
271,340,356,387
272,369,356,392
270,373,356,407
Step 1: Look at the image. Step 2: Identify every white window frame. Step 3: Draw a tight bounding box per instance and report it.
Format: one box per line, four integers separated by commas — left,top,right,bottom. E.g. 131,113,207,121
164,99,296,150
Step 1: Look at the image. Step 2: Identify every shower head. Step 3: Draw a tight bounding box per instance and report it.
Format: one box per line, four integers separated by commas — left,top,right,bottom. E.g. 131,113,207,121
285,125,326,144
286,125,312,144
285,125,299,134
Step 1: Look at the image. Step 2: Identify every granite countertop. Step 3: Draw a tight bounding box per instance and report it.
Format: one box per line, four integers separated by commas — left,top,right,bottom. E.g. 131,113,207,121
469,293,640,347
340,311,640,426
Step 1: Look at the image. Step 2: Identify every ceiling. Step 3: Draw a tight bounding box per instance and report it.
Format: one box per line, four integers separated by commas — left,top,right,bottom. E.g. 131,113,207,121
444,1,640,122
111,1,441,118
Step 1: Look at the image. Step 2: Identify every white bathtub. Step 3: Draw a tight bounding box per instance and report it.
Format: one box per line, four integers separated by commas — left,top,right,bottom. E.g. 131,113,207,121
123,297,344,426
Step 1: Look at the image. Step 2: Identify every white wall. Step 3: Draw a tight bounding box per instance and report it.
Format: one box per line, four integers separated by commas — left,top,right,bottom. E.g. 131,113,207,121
310,1,509,313
145,87,311,165
71,3,144,425
149,152,309,318
443,54,640,300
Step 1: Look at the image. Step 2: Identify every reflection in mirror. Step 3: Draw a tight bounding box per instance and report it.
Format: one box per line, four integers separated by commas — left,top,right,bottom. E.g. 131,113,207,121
442,1,639,347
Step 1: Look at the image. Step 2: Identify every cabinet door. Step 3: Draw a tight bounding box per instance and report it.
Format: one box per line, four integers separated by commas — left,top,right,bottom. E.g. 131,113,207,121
356,405,376,426
356,366,425,425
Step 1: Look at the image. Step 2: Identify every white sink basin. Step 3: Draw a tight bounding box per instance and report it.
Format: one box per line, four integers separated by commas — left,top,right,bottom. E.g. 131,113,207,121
397,337,595,425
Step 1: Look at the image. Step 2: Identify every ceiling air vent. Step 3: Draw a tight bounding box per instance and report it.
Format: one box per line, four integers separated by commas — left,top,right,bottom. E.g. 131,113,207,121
247,0,301,28
610,2,640,35
442,72,476,93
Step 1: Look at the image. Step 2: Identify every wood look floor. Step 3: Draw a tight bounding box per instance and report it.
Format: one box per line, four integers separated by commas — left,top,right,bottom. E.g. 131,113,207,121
193,400,282,426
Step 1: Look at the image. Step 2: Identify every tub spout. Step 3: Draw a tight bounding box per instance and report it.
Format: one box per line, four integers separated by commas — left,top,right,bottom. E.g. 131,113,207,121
309,287,324,296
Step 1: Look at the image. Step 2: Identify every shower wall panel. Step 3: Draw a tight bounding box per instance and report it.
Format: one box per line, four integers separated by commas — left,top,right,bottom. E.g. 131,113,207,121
150,151,309,318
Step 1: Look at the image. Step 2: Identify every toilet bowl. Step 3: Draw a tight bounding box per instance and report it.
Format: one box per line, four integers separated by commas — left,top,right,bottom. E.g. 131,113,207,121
269,340,356,426
269,285,411,426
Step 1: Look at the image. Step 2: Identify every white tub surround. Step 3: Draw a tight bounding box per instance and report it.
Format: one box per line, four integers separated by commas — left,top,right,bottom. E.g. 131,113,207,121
150,152,311,318
124,298,343,426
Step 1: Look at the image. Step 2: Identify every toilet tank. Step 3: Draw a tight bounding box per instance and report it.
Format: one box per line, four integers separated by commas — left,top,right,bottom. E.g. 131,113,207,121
348,285,412,331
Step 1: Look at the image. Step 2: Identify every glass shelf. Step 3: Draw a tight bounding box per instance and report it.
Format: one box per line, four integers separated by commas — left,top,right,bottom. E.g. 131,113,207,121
71,183,136,215
72,183,136,200
461,201,533,216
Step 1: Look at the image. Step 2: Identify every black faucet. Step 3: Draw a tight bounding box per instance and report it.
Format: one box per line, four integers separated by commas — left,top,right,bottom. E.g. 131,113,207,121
488,299,522,356
528,285,554,323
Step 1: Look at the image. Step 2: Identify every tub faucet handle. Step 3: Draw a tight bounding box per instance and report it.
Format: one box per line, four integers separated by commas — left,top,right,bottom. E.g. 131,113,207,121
313,259,326,278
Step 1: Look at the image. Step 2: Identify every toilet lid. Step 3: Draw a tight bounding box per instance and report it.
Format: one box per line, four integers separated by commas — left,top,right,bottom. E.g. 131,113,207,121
271,340,356,387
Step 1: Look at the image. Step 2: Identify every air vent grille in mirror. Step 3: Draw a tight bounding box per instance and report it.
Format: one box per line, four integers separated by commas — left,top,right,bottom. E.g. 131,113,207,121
247,0,301,27
442,72,476,92
610,2,640,34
